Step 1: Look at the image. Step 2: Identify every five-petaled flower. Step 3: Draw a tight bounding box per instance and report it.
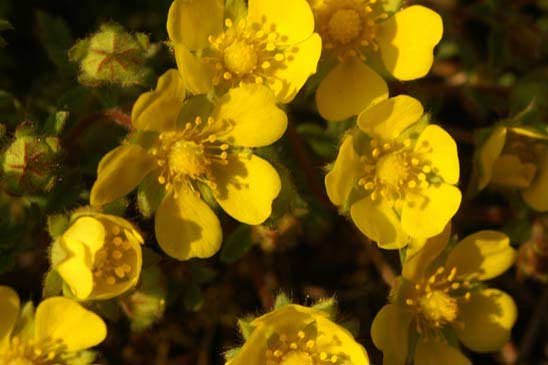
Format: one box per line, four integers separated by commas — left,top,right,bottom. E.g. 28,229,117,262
325,95,461,249
476,125,548,212
227,304,369,365
0,286,106,365
51,211,144,300
311,0,443,121
167,0,322,103
90,70,287,260
371,224,517,365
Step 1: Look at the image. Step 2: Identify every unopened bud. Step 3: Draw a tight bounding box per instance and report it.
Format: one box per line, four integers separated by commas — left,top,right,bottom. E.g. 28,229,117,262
2,131,60,194
69,23,158,87
517,218,548,283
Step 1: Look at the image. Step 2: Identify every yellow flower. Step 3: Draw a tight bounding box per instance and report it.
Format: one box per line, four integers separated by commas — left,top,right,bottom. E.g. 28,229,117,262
90,70,286,260
477,126,548,212
228,304,369,365
51,212,144,301
371,225,518,365
167,0,322,103
0,286,106,364
325,95,461,248
312,0,443,121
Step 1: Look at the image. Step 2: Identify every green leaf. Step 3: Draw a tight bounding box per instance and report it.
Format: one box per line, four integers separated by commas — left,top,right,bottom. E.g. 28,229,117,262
35,10,74,72
126,265,167,332
0,19,13,47
44,111,70,136
183,283,204,312
220,224,253,263
189,261,217,284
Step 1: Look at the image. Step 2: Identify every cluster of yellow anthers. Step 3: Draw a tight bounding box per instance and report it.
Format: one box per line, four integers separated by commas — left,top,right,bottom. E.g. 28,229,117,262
0,286,106,365
372,224,518,365
227,304,369,365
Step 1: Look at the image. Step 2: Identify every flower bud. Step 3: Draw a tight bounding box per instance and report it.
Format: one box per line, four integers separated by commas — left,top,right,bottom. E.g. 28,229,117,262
69,23,158,87
50,210,144,300
2,131,60,194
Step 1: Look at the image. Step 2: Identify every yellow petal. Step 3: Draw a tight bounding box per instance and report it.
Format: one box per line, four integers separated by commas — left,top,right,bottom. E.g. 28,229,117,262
371,304,412,365
167,0,223,51
155,189,222,260
35,297,106,352
454,289,517,353
247,0,314,44
350,198,409,249
377,5,443,80
63,216,106,256
0,286,20,349
90,144,156,207
174,43,214,95
212,84,287,147
445,230,516,281
325,134,362,206
415,125,460,184
491,154,537,188
56,240,94,300
132,69,186,132
269,33,322,103
522,148,548,211
478,127,507,189
316,57,388,121
357,95,423,140
414,339,471,365
315,316,370,365
403,223,451,281
212,154,281,225
401,184,461,239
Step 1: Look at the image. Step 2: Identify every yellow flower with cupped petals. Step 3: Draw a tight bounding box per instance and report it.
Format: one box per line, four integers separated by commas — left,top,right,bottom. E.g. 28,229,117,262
371,224,518,365
0,286,106,365
476,126,548,212
90,69,286,261
311,0,443,121
51,211,144,301
227,304,369,365
167,0,322,103
325,95,461,249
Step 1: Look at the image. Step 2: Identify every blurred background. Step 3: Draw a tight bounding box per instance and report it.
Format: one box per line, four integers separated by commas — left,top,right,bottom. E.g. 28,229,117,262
0,0,547,364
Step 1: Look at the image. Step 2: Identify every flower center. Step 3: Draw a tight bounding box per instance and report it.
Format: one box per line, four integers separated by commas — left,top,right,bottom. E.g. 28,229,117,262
223,41,259,75
404,266,474,335
358,139,433,204
328,9,362,45
92,222,138,288
280,352,314,365
151,116,231,195
313,0,388,60
205,18,296,86
168,140,208,178
419,290,458,324
1,336,66,365
265,327,347,365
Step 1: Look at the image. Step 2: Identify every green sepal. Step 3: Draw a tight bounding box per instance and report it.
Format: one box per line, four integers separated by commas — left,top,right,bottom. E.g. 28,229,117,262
47,213,70,239
311,297,337,319
273,292,292,309
137,172,165,218
12,301,35,341
42,269,64,298
224,0,248,22
66,350,98,365
176,95,214,128
223,347,241,362
237,316,256,340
